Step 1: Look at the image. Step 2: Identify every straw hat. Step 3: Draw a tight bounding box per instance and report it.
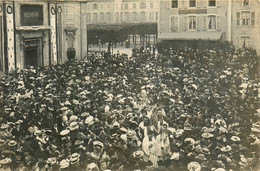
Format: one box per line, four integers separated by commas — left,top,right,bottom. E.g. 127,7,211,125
231,136,241,142
69,122,79,131
187,161,201,171
202,133,214,139
170,152,180,160
133,151,144,158
195,154,207,161
220,145,232,152
70,153,80,165
59,159,69,169
8,140,17,147
93,141,103,149
0,158,12,165
60,129,70,136
85,116,94,125
47,157,57,165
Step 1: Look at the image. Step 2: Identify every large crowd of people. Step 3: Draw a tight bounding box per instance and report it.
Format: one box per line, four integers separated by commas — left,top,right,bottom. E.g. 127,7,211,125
0,43,259,171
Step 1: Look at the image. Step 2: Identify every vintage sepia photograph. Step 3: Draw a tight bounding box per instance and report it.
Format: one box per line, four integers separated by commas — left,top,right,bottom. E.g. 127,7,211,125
0,0,259,170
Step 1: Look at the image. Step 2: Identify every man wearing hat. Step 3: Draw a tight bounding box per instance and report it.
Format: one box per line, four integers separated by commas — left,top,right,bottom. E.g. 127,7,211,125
0,158,12,171
89,141,104,161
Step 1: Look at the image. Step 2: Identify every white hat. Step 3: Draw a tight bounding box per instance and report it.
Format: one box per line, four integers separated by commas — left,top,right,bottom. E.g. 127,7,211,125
69,115,78,123
187,161,201,171
60,129,70,136
69,122,79,131
170,152,180,160
60,159,69,169
85,116,94,125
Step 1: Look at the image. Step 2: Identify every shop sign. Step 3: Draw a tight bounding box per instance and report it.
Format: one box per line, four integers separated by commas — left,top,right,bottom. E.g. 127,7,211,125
21,5,43,26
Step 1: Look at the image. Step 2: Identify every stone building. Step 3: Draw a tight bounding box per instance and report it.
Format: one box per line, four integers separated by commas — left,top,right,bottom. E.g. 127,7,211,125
86,0,159,46
158,0,230,47
231,0,260,53
158,0,260,54
86,0,158,24
0,0,89,73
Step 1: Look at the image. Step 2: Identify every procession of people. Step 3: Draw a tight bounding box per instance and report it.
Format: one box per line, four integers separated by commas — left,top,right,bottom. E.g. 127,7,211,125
0,42,259,171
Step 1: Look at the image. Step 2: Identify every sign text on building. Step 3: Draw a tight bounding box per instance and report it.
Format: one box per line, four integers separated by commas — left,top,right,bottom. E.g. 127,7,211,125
179,9,207,14
21,5,43,26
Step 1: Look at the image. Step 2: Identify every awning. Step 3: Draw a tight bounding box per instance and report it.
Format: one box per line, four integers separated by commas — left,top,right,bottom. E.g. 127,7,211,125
158,31,223,41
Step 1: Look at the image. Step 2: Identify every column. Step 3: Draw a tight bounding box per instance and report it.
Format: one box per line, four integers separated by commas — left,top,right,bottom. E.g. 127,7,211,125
49,3,57,65
5,3,15,72
227,0,232,42
0,3,4,72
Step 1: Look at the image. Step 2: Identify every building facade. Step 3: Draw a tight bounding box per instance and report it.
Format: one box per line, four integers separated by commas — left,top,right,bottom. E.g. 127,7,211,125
158,0,230,43
0,0,89,73
158,0,260,55
86,0,159,24
231,0,260,54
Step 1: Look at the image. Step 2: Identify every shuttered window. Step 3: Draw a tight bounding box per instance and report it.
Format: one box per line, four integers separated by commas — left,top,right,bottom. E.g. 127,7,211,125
208,15,216,30
196,16,201,31
107,12,112,22
240,36,250,48
133,12,138,21
202,16,207,31
184,16,188,31
243,0,249,6
216,16,221,30
172,0,178,8
236,12,240,26
251,12,255,26
241,11,250,26
189,16,196,30
169,16,179,32
190,0,196,7
209,0,216,6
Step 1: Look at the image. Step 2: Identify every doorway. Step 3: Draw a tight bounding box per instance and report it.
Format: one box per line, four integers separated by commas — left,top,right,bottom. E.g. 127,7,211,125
24,38,42,68
25,46,38,67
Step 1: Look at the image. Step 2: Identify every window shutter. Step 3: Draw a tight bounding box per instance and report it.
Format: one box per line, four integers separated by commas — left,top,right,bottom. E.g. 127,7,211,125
183,0,188,9
216,0,220,7
251,12,255,26
170,16,174,31
197,0,201,8
178,0,182,8
202,16,207,31
236,12,240,26
196,16,201,31
167,0,171,9
216,16,221,30
203,0,207,8
184,16,188,31
174,16,179,31
259,12,260,27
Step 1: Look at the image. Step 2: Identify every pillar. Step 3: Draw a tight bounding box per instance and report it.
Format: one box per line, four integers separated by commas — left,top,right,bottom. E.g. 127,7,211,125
49,3,57,65
227,0,232,42
5,2,15,72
